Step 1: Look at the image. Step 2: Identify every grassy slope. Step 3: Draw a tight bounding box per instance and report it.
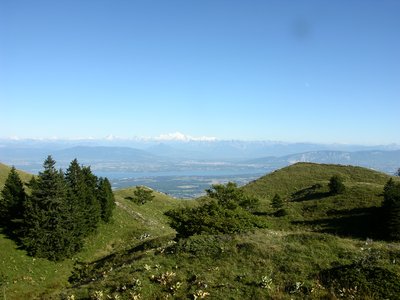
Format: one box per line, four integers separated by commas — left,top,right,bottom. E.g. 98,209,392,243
62,228,400,299
62,163,400,299
2,162,400,299
243,162,392,199
243,163,398,235
0,164,184,300
0,163,32,189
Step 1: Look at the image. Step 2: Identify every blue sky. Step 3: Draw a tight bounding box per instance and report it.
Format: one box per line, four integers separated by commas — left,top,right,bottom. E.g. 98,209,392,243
1,0,399,144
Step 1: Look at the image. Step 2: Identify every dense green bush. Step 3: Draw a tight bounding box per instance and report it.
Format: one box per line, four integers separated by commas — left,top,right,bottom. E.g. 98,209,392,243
165,201,266,238
206,182,259,212
328,175,345,195
132,186,155,205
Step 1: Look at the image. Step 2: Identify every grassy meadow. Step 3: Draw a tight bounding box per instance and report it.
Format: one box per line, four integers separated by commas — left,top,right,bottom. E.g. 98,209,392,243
1,162,400,299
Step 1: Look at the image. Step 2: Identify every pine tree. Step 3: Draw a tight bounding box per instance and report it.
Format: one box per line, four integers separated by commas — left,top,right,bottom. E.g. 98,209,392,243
0,166,26,232
65,159,87,248
21,156,78,261
81,166,101,235
97,177,115,223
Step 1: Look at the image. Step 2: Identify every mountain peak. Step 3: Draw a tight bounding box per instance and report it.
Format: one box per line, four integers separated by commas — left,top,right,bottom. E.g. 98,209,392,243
153,132,217,142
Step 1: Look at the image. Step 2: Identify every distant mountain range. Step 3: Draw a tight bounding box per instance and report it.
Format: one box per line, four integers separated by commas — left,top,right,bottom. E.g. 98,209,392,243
0,139,399,176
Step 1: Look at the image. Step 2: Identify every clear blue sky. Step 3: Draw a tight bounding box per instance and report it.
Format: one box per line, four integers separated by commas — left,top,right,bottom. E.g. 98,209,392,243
1,0,399,144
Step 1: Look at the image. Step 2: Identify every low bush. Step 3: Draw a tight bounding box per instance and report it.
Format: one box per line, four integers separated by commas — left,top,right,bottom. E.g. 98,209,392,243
165,201,266,238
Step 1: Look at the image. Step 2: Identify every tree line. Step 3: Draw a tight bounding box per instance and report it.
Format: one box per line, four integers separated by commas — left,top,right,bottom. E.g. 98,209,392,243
0,156,115,261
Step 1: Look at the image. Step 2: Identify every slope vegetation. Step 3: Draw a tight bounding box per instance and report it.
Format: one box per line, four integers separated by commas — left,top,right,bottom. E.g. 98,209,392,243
244,162,398,238
0,163,184,299
1,162,400,299
243,162,391,198
62,163,400,299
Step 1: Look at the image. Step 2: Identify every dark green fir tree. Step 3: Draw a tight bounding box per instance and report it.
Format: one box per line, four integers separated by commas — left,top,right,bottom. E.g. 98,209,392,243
81,166,101,235
65,159,87,247
0,166,26,232
97,177,115,223
21,156,78,261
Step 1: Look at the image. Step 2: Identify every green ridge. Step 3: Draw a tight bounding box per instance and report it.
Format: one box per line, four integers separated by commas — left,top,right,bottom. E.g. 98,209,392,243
243,162,393,200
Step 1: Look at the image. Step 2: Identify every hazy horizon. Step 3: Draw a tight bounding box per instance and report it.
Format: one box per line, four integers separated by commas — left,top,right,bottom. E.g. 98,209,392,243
1,132,400,147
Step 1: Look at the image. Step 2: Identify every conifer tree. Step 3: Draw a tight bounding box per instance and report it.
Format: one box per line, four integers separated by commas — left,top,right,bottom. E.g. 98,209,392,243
65,159,87,247
81,166,101,235
21,156,78,261
26,175,38,190
0,167,26,232
97,177,115,222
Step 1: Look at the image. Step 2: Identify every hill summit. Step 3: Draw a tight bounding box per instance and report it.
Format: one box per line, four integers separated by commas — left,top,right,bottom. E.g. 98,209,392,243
244,162,391,199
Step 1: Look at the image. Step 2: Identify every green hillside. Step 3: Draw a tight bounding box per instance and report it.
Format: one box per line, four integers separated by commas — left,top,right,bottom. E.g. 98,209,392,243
61,163,400,299
243,162,392,199
0,163,32,189
244,162,399,237
1,162,400,299
0,164,185,300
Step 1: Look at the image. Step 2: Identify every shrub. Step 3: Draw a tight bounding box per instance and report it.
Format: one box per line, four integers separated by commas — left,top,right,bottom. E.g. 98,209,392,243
165,201,266,238
206,182,259,211
328,175,345,195
132,186,155,205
